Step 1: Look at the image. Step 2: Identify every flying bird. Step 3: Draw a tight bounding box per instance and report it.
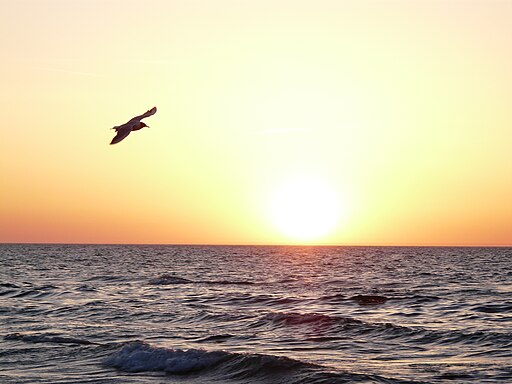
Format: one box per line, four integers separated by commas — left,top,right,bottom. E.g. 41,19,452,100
110,106,157,145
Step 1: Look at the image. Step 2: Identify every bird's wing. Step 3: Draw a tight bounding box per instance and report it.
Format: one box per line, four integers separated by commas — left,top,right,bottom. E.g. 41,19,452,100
110,125,133,145
128,106,157,123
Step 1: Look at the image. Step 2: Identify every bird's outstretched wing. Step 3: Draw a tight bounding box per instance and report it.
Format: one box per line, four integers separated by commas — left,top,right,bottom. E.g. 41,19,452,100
110,125,133,145
128,106,157,123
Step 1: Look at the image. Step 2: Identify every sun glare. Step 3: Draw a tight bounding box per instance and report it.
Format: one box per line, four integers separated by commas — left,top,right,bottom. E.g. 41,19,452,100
269,176,342,243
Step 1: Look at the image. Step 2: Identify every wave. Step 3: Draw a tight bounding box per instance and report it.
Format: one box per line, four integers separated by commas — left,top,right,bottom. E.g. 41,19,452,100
103,341,409,383
320,293,441,305
259,312,362,327
253,311,512,348
195,334,235,343
321,293,347,301
390,294,441,303
76,284,97,292
0,282,19,289
148,274,254,286
104,342,228,374
0,284,61,299
350,295,388,305
205,279,255,286
148,274,192,285
85,274,127,282
223,293,299,306
4,332,96,345
195,310,256,324
471,303,512,314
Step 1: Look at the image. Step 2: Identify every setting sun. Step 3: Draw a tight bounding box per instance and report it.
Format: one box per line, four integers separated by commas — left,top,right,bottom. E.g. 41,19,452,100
268,176,342,242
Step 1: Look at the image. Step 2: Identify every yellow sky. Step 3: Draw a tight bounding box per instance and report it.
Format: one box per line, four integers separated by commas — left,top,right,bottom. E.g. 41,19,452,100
1,0,511,245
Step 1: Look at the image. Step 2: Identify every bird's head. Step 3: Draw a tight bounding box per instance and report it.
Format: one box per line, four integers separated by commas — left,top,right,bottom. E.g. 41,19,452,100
140,122,149,128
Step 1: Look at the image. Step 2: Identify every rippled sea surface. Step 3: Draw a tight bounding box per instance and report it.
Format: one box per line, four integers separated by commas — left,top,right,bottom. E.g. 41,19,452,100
1,244,511,383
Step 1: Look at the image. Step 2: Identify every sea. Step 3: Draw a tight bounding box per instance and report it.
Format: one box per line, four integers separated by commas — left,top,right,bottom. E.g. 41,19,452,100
1,244,511,383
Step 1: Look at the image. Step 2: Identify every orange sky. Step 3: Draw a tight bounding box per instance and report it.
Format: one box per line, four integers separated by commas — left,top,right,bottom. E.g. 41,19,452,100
1,0,511,245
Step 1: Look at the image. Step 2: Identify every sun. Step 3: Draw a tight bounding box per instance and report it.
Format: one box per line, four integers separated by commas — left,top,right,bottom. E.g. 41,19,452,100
269,176,342,243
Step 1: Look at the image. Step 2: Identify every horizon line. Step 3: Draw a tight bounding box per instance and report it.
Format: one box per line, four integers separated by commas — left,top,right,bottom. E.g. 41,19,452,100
1,242,510,248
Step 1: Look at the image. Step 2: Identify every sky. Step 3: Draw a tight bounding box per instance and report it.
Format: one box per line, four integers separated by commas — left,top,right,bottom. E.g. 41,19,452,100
1,0,511,246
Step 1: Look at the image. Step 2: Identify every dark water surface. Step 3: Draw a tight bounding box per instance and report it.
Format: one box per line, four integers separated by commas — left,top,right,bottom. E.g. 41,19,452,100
1,244,511,383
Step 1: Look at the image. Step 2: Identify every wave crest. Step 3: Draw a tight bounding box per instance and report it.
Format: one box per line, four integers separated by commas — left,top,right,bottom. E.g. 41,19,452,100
4,332,94,345
257,312,362,328
252,311,512,348
103,341,309,376
103,341,405,383
148,275,192,285
104,342,227,373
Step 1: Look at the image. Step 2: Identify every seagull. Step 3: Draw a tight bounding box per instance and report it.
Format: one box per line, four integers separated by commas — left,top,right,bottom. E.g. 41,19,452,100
110,106,157,145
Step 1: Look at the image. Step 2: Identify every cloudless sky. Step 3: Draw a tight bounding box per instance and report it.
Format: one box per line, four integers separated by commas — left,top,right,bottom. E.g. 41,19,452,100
1,0,511,245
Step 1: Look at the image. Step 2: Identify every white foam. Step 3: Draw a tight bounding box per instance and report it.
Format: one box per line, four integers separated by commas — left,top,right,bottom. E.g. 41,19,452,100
104,342,226,373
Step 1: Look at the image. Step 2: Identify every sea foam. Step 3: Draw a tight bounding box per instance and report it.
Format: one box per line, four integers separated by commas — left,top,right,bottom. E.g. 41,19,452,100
104,342,227,373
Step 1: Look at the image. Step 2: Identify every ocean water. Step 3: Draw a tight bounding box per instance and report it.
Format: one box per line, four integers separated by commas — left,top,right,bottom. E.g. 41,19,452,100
1,244,511,383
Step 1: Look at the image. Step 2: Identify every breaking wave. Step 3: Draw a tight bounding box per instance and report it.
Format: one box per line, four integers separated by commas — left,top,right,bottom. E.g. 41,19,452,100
103,341,407,383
